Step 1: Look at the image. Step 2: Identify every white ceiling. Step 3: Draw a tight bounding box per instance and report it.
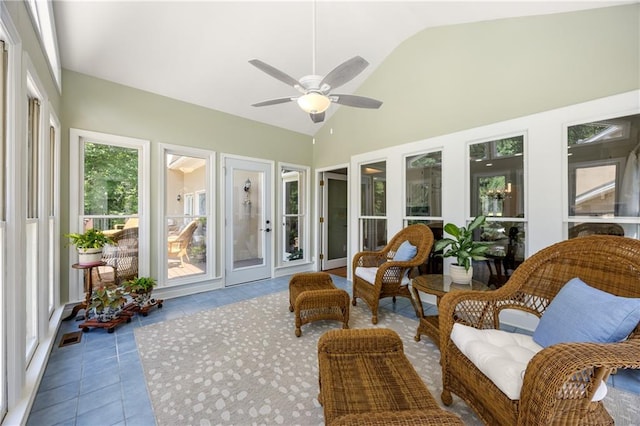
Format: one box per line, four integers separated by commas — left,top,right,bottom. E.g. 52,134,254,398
53,1,632,136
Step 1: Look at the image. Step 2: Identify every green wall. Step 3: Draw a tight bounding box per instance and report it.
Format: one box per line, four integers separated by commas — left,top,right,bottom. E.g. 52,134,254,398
313,4,640,167
60,71,312,301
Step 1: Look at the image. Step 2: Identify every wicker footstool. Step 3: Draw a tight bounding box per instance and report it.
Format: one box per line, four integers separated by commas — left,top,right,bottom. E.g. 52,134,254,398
288,272,350,337
318,328,464,425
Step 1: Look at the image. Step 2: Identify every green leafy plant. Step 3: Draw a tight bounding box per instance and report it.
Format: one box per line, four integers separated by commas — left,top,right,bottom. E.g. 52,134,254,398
434,215,491,271
65,229,115,250
122,276,157,294
89,286,126,312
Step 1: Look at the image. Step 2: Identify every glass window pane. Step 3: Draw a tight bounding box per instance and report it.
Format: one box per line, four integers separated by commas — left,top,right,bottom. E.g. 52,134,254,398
470,136,524,218
166,153,208,279
476,221,526,287
360,218,387,251
405,151,442,217
83,142,138,215
567,114,640,218
361,161,386,216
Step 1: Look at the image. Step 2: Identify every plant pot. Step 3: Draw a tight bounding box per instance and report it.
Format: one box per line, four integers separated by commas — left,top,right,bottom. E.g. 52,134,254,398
132,291,153,308
450,264,473,285
91,306,121,322
78,247,103,265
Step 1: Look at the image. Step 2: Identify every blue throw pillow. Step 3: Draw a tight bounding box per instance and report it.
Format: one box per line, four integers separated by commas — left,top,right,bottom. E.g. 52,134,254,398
393,240,417,262
533,277,640,347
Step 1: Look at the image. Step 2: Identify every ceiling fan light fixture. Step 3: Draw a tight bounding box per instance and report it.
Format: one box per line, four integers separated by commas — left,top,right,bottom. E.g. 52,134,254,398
297,92,331,114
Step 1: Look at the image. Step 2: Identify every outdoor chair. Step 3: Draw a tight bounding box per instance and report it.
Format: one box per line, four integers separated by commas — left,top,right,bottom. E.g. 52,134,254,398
439,235,640,425
168,220,198,267
568,222,624,238
93,226,139,287
352,224,433,324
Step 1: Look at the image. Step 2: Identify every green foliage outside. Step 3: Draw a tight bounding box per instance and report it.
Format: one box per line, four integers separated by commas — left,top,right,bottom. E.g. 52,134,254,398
567,123,610,145
84,142,139,215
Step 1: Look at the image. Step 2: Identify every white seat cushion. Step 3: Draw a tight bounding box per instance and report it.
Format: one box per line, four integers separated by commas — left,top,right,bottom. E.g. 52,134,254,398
451,323,607,401
355,266,410,285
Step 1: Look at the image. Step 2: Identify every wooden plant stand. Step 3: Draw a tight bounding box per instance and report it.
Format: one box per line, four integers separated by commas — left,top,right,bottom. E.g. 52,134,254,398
79,304,137,333
136,298,164,316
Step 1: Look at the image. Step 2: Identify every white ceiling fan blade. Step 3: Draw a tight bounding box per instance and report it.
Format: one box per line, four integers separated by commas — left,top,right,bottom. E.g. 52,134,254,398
332,94,382,109
310,112,325,123
251,97,295,107
249,59,302,90
320,56,369,91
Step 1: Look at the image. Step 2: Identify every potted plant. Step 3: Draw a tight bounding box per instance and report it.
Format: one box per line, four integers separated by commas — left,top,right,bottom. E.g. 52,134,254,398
66,229,115,265
434,215,490,284
122,276,157,308
88,286,126,322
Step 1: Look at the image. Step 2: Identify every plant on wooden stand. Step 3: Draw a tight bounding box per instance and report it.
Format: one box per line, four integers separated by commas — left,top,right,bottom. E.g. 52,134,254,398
65,229,115,265
434,215,490,284
89,286,126,322
122,276,157,308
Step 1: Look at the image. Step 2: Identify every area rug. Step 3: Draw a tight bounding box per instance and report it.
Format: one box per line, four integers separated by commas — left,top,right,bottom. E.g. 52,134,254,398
134,291,640,426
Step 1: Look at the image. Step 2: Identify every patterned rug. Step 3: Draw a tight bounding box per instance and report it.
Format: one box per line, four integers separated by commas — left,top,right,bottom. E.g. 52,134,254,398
134,291,640,426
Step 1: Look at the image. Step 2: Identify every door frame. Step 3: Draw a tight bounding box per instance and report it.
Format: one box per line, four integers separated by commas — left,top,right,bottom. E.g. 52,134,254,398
222,154,275,285
315,164,349,273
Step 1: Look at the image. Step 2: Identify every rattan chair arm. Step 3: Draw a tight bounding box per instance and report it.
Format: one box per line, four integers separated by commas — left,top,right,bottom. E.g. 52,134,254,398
518,340,640,425
353,251,387,268
318,328,403,355
330,409,464,425
438,288,512,349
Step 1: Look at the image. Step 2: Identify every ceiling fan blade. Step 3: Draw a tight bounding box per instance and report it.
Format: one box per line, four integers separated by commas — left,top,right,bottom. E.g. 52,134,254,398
332,94,383,109
320,56,369,90
249,59,301,89
310,112,325,123
251,97,295,107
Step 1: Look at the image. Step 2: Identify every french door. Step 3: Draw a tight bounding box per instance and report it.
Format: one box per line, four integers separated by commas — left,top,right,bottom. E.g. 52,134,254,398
224,157,273,285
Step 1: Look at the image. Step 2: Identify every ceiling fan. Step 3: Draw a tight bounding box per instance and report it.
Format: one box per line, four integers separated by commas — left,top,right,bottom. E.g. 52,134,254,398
248,1,382,123
249,57,383,123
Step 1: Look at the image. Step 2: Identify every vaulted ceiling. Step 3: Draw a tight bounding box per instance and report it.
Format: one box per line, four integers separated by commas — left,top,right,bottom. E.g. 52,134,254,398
53,1,632,136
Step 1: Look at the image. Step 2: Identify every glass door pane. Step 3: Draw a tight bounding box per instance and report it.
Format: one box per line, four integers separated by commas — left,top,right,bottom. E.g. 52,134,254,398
225,157,272,285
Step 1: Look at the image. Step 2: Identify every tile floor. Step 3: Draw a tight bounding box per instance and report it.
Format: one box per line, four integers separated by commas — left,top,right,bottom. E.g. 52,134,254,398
27,273,639,426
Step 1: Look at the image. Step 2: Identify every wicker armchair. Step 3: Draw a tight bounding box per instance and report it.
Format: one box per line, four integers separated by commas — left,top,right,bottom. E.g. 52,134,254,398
93,226,139,287
352,224,434,324
168,220,198,267
439,235,640,425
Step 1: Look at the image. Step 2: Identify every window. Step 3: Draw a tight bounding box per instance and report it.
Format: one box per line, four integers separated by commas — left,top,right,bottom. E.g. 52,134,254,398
70,129,150,303
404,150,443,272
163,148,214,283
360,161,387,251
25,0,61,89
404,151,442,220
566,113,640,239
25,96,40,362
280,165,308,264
470,135,526,283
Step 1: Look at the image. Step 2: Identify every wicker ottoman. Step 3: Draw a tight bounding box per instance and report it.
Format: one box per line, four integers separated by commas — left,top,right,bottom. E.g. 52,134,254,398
288,272,350,337
318,328,464,425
